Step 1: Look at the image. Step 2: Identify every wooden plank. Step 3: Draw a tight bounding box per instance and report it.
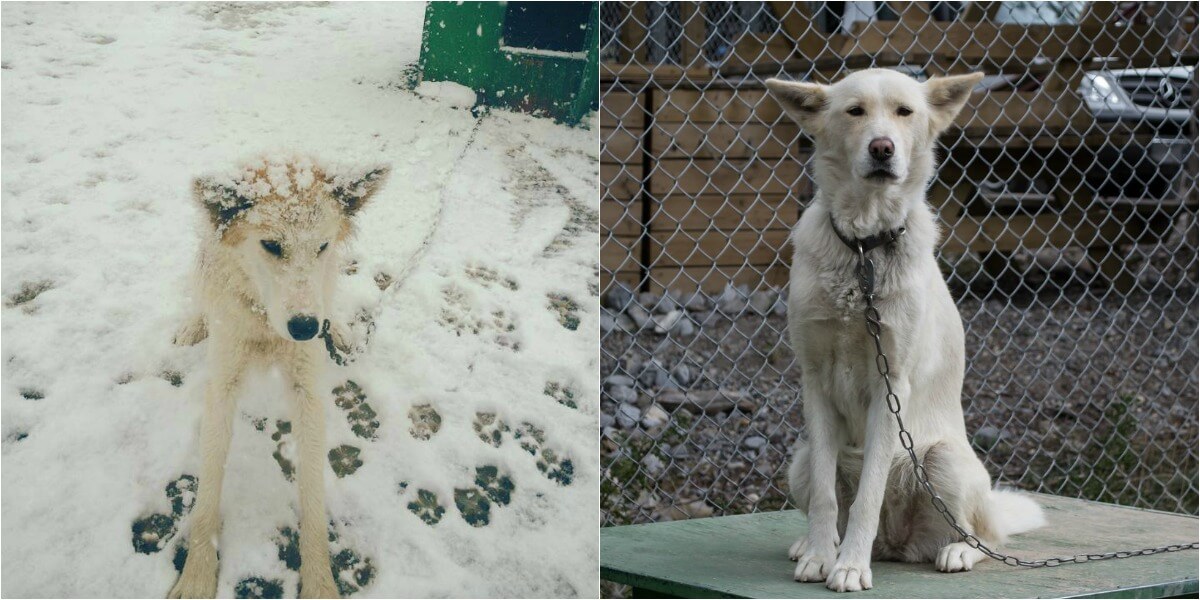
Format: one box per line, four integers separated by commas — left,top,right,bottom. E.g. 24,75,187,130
600,92,646,129
601,63,713,85
943,211,1127,254
601,494,1200,599
645,263,792,294
956,88,1090,137
602,126,643,165
650,158,807,196
838,21,1083,66
620,2,648,64
649,229,793,269
601,199,643,237
601,269,641,294
677,2,705,68
602,234,643,274
650,122,806,160
653,89,787,125
602,163,643,201
650,193,803,232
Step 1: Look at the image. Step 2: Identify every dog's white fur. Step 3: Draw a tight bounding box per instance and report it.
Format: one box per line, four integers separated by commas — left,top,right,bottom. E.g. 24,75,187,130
766,70,1045,592
169,156,388,599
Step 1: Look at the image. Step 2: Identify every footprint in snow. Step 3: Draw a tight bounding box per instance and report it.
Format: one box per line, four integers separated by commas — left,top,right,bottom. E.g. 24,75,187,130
470,412,575,486
130,474,196,555
275,524,375,596
464,264,519,291
437,284,519,350
408,404,441,440
333,380,379,440
543,381,579,409
546,293,581,330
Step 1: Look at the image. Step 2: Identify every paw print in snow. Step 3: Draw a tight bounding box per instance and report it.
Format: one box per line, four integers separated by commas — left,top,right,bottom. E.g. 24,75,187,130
234,577,283,599
464,264,519,290
407,489,446,525
475,465,515,506
328,445,363,478
331,547,376,597
514,423,575,486
131,474,196,554
271,420,295,481
166,474,197,517
438,284,520,350
333,381,378,440
544,381,578,409
546,294,580,330
131,513,176,554
472,411,509,447
408,404,441,440
275,525,375,596
454,466,516,527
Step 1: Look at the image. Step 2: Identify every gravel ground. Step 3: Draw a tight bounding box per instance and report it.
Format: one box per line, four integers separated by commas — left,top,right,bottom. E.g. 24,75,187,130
600,246,1200,527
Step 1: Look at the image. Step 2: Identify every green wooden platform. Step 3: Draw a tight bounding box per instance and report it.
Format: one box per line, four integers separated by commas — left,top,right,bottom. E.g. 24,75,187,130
601,494,1199,598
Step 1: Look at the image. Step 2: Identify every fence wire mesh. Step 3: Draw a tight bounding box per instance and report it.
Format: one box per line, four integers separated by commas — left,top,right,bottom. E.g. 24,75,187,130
599,0,1199,529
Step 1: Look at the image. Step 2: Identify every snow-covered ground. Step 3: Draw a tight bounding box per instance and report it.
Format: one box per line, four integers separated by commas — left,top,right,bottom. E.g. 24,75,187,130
1,3,599,597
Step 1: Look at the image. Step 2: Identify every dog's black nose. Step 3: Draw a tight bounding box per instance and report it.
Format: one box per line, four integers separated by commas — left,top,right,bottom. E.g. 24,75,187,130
869,137,895,161
287,315,320,341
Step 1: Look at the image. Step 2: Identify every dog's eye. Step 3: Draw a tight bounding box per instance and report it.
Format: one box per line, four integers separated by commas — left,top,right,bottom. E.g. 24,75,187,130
260,240,283,257
896,106,913,116
847,106,865,116
318,242,329,255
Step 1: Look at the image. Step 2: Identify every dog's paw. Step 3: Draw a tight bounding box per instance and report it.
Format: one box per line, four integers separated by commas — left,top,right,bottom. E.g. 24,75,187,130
792,540,838,583
825,558,873,593
167,550,218,598
173,317,208,346
936,542,985,573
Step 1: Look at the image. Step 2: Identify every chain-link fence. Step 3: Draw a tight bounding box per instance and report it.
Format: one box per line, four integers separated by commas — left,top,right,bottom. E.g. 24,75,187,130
600,0,1199,531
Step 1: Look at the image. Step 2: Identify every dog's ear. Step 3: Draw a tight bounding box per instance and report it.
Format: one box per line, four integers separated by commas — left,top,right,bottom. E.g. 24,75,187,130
925,72,984,135
193,177,254,229
765,78,829,131
329,166,390,216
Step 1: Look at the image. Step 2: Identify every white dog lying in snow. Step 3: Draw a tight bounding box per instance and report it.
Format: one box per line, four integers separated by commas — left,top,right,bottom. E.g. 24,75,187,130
764,69,1046,592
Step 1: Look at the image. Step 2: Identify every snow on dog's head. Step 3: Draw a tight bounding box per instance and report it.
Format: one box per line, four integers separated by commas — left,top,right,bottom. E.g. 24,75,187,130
192,155,389,342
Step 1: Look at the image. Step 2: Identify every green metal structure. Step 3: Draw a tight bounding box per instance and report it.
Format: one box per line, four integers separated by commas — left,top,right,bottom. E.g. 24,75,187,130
418,1,599,125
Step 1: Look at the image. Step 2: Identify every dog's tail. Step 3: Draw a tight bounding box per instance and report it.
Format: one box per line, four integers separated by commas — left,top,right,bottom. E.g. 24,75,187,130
987,488,1046,539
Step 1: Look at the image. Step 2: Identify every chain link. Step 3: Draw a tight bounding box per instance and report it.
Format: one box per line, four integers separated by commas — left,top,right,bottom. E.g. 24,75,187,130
853,243,1200,567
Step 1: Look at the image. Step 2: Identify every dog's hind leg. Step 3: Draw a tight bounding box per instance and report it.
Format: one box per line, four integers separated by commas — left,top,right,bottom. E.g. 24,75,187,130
915,441,995,573
290,347,340,599
169,340,247,598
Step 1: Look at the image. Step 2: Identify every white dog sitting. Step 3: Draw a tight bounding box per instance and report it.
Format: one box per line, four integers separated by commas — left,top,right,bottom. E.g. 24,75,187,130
765,70,1045,592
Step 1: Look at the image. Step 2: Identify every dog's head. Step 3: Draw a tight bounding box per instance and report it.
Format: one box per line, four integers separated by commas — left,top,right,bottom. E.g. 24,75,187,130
193,157,389,342
766,69,982,189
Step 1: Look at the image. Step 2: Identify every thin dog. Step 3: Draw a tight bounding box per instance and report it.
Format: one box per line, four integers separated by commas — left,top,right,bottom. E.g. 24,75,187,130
765,70,1045,592
170,156,388,598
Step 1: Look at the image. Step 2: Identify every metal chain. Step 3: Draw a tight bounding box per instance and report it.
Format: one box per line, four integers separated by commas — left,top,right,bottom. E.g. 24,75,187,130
852,242,1200,567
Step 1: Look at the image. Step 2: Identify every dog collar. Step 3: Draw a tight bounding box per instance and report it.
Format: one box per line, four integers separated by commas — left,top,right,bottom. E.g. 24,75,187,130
828,214,906,254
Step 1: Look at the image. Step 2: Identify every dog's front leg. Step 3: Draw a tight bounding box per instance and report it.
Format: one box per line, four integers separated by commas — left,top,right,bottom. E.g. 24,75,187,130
827,380,906,592
169,341,246,599
791,385,842,582
290,348,340,599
